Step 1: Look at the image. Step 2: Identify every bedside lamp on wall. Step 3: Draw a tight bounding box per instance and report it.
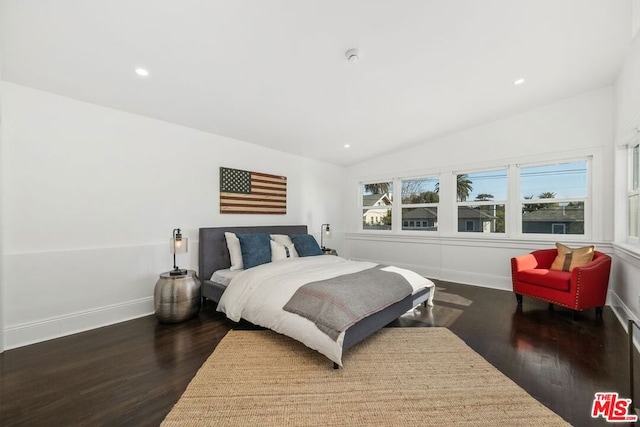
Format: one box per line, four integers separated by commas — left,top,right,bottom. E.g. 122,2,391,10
320,223,331,250
170,228,188,276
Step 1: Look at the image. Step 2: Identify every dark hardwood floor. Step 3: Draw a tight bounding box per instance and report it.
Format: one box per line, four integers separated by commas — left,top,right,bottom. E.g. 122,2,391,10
0,280,634,426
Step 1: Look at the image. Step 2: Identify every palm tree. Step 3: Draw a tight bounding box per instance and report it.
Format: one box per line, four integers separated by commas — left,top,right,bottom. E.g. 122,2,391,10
523,192,559,213
434,174,473,202
456,174,473,202
475,193,494,201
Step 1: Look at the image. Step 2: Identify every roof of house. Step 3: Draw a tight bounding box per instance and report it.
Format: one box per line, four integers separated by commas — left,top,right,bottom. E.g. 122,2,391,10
457,206,495,220
402,207,438,219
363,193,392,206
522,207,584,222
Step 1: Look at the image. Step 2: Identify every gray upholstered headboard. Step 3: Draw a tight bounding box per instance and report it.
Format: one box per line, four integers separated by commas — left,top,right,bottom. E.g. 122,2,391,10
198,225,308,283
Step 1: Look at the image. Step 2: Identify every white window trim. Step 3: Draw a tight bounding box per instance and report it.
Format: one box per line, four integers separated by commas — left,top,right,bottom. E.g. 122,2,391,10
628,142,640,245
359,179,394,232
515,156,592,241
398,174,440,235
453,167,508,236
355,150,596,242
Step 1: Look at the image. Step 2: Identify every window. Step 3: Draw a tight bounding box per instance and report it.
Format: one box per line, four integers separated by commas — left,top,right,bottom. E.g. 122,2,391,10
520,160,587,235
630,144,640,238
456,169,506,233
358,156,592,238
362,181,393,230
400,177,439,231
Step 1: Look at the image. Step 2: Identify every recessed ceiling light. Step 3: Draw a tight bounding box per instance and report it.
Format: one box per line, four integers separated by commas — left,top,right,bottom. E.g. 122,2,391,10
514,78,525,85
344,144,351,148
345,49,360,64
135,68,149,77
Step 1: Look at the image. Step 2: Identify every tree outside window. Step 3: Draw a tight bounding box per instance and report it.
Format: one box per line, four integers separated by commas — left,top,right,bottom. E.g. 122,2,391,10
456,169,506,233
401,177,439,231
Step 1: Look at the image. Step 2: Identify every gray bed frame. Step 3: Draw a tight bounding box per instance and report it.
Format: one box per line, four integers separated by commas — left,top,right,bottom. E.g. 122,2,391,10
198,225,430,366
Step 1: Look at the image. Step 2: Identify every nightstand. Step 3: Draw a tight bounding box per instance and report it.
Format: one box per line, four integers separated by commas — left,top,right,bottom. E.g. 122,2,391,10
322,248,338,256
154,270,201,323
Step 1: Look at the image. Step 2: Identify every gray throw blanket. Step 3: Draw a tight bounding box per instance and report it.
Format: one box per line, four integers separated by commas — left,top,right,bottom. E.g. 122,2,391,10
282,266,413,340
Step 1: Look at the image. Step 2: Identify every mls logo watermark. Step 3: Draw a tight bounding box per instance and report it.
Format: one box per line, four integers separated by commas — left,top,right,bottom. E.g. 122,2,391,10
591,392,638,422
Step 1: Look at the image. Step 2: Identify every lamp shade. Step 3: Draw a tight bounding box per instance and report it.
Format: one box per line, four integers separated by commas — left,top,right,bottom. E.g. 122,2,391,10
170,237,188,254
170,228,188,276
321,223,331,249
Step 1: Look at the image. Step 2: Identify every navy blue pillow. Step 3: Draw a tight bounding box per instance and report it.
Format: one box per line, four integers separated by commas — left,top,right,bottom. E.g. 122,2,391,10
290,234,323,257
236,233,272,269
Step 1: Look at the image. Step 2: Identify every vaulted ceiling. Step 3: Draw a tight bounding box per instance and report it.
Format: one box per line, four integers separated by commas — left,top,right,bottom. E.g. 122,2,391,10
0,0,632,165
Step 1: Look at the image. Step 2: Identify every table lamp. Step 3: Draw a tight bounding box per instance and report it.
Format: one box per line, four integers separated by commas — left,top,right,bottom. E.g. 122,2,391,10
170,228,188,276
321,223,331,250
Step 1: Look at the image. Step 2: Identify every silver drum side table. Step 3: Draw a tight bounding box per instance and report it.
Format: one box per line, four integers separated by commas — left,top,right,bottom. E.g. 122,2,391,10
154,270,201,323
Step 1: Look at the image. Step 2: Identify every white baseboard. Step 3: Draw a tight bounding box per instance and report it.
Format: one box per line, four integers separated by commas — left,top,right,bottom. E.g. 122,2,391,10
438,268,512,291
4,297,154,350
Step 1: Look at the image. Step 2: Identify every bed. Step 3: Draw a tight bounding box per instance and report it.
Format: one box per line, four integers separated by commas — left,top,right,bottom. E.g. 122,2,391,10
199,225,434,367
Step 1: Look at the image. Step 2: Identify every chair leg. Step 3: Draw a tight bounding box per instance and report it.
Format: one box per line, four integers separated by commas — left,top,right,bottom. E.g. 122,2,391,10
515,293,523,305
596,306,604,319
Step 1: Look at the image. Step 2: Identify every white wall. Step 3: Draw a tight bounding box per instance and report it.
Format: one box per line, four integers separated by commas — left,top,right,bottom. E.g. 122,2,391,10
344,87,615,290
611,28,640,327
0,59,5,352
1,82,346,349
633,0,640,39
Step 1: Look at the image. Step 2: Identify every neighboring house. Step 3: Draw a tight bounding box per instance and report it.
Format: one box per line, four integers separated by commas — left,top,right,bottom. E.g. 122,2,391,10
522,206,584,234
402,207,438,230
384,205,497,232
457,206,496,232
363,193,392,225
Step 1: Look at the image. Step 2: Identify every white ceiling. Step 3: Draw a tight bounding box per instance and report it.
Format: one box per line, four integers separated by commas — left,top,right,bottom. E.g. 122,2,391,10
0,0,632,166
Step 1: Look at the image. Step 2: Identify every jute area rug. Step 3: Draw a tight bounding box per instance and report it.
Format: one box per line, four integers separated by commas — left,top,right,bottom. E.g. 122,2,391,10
162,327,568,426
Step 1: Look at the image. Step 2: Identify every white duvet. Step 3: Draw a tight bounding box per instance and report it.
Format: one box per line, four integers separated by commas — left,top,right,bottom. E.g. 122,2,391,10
217,256,433,366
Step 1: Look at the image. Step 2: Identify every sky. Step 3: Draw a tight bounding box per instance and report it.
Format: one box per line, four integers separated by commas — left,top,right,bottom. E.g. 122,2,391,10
363,160,587,203
467,161,587,201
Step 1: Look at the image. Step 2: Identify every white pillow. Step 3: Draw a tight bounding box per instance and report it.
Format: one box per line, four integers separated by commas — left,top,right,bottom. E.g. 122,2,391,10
270,234,299,257
271,234,294,246
270,240,298,262
225,232,244,271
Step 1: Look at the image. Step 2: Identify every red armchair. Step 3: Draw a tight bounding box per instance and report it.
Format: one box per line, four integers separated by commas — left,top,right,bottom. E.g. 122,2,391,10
511,248,611,318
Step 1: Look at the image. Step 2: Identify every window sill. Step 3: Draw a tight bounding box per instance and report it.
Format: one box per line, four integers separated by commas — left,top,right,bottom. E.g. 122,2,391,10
612,242,640,262
345,232,611,251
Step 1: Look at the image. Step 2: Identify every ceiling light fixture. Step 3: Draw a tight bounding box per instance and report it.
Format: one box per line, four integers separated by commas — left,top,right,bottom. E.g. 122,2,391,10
344,144,351,148
135,68,149,77
514,78,525,85
345,49,360,64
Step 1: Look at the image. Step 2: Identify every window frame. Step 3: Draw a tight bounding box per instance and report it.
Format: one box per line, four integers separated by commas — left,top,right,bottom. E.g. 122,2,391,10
454,167,508,235
517,157,591,239
359,179,394,232
356,154,593,241
628,143,640,243
398,175,440,234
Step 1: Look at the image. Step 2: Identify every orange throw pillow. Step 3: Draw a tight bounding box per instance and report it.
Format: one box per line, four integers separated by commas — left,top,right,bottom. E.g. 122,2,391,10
550,243,595,272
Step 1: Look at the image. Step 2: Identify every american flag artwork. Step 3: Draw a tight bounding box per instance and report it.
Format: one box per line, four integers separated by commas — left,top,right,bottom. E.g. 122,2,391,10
219,167,287,214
